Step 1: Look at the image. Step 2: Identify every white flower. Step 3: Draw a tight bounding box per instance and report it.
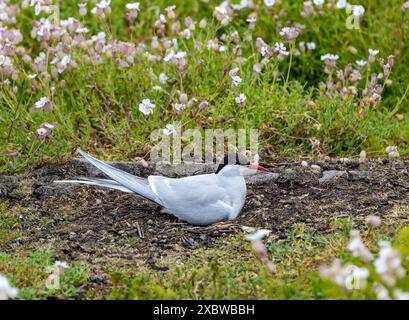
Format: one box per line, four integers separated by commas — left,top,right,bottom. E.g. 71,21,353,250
0,275,18,300
306,42,316,51
96,0,111,9
263,0,276,7
386,146,399,158
279,27,300,42
313,0,325,7
91,32,106,42
320,261,369,290
138,99,155,115
33,97,50,109
374,241,405,285
245,229,271,241
352,5,365,16
229,67,239,77
356,60,367,67
231,75,242,88
165,5,176,12
54,261,69,275
218,45,228,53
347,230,374,263
180,28,191,39
159,73,167,84
36,128,48,136
206,40,216,51
174,103,186,113
174,51,186,59
260,46,269,57
232,0,250,11
246,17,256,24
42,123,55,129
369,48,379,56
235,93,246,106
349,266,370,289
163,50,176,62
274,42,289,56
374,283,390,300
76,27,89,34
163,50,186,62
394,290,409,300
336,0,347,9
125,2,140,10
321,54,339,61
159,14,166,23
28,74,37,79
163,124,176,136
0,54,12,67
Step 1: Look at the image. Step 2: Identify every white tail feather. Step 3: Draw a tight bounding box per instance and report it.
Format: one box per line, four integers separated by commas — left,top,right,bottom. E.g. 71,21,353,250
54,178,134,193
54,150,162,205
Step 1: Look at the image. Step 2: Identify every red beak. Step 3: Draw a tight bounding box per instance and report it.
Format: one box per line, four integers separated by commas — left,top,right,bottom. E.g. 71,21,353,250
248,163,269,172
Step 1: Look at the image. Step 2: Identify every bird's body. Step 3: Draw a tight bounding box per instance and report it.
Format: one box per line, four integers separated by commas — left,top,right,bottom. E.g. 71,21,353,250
55,150,267,225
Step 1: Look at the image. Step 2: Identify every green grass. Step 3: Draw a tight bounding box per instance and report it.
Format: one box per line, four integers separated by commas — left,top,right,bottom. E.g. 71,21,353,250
106,221,409,300
0,250,89,300
0,0,408,173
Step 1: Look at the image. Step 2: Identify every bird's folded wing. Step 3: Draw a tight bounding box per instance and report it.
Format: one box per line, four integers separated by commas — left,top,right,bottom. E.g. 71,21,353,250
148,175,232,212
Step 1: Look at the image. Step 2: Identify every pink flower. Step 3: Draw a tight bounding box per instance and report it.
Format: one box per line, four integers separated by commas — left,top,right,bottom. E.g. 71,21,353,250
366,215,381,228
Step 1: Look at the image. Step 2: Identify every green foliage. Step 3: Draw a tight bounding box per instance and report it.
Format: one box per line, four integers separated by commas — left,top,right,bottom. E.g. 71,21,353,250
0,203,20,248
396,227,409,258
0,250,89,300
1,0,409,173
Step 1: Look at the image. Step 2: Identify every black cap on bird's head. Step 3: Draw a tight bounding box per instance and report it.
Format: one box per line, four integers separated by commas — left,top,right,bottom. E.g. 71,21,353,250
215,153,269,174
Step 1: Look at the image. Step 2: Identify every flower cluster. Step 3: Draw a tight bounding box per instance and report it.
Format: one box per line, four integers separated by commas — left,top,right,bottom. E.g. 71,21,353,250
244,228,276,274
35,122,56,140
0,275,18,300
319,48,394,108
320,217,409,300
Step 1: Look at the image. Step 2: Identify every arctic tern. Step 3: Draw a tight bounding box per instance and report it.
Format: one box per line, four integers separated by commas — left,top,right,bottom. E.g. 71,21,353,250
55,150,269,225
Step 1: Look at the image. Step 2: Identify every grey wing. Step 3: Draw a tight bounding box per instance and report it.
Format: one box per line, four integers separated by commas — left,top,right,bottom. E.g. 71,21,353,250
148,175,233,225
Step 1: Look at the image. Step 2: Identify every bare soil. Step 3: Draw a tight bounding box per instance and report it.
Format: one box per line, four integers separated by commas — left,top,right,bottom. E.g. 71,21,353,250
1,158,409,275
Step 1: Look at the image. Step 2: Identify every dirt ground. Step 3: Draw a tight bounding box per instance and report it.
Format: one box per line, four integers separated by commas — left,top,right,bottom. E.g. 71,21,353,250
1,158,409,275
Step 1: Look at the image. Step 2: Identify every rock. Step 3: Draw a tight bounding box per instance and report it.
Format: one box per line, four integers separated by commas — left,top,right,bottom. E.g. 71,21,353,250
310,164,322,172
0,175,18,196
246,173,279,185
319,170,348,184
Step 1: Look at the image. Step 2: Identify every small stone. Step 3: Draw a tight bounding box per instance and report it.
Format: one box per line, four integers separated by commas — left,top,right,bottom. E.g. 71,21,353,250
319,170,348,184
138,159,149,168
310,164,321,172
301,161,309,167
359,151,366,162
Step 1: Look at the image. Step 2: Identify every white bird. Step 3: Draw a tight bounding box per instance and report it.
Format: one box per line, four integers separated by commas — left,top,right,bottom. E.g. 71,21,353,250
55,150,269,225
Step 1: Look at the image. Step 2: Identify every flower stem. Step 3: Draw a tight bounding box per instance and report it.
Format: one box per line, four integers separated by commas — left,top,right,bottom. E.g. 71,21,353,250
284,43,294,92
